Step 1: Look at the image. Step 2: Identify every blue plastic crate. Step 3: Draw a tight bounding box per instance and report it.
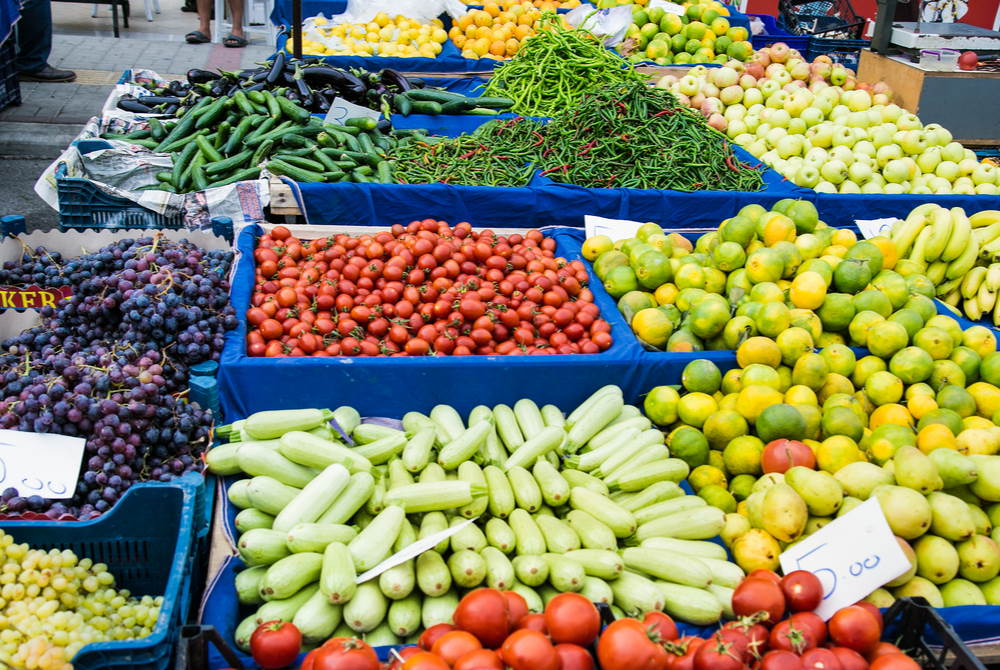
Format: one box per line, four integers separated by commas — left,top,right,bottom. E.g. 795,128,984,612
750,13,811,52
0,37,21,112
3,472,201,670
807,37,869,71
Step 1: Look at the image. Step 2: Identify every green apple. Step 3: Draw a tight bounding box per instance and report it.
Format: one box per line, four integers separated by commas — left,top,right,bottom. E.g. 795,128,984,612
831,126,856,148
743,88,763,107
839,180,862,193
849,161,873,184
976,183,998,195
821,159,849,184
830,145,855,164
935,160,960,181
815,181,838,193
959,158,980,176
877,144,904,168
897,113,922,130
853,140,876,158
796,165,821,188
884,158,910,183
917,147,942,173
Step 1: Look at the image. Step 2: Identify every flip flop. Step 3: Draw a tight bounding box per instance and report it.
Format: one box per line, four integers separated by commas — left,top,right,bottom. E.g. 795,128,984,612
223,33,249,48
185,30,210,43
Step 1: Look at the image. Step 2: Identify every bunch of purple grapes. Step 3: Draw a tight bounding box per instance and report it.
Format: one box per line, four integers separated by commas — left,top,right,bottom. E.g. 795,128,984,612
0,236,238,520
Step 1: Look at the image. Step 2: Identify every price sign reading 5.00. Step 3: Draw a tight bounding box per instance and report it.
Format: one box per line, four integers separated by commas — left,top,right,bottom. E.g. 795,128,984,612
0,429,86,500
779,497,911,620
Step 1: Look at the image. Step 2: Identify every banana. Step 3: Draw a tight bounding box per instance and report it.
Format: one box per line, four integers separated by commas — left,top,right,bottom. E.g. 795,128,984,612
978,283,997,313
983,236,1000,264
946,237,982,280
907,227,933,272
994,298,1000,328
988,264,1000,291
892,205,935,258
943,288,962,306
970,210,1000,228
973,222,1000,246
964,298,982,321
961,266,988,299
937,277,962,297
926,260,949,285
923,207,953,262
940,208,971,262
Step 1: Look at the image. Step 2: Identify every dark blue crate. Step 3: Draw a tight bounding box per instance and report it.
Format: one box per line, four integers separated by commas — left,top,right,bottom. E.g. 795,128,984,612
0,37,20,112
750,13,811,52
807,37,869,70
3,472,201,670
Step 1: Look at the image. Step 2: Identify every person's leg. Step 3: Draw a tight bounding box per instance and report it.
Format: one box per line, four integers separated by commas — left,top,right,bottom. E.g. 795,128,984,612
227,0,244,38
185,0,211,41
15,0,52,74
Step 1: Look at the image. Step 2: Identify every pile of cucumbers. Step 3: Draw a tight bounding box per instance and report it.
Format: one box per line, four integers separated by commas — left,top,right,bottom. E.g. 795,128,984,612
392,88,514,117
207,386,743,652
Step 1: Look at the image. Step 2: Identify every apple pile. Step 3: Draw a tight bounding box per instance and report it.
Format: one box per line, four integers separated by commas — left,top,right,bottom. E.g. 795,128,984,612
656,44,1000,195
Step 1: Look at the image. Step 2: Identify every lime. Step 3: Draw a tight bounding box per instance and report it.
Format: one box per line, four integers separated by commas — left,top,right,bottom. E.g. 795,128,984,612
682,359,723,394
888,309,924,341
722,435,765,475
593,250,628,281
820,343,857,377
633,307,674,348
913,326,955,360
844,240,884,275
865,370,904,406
756,403,807,442
644,385,680,425
699,484,737,513
866,321,910,359
833,258,872,293
822,405,865,442
916,408,964,436
669,425,710,468
703,408,749,449
890,346,935,384
817,293,856,332
618,290,657,324
936,384,977,418
603,264,638,298
853,289,893,318
688,464,727,491
903,294,936,323
634,249,673,290
729,473,758,501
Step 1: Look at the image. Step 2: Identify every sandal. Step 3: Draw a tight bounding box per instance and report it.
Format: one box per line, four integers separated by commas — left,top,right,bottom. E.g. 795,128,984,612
223,33,248,48
185,30,210,43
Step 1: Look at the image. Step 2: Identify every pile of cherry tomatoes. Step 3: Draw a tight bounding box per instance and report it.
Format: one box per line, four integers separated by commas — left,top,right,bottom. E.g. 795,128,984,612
245,221,613,357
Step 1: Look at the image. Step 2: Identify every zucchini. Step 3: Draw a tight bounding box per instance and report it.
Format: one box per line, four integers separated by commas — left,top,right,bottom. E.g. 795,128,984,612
636,505,726,542
245,408,334,439
402,426,435,473
657,582,725,625
485,517,517,554
609,405,643,424
535,514,581,554
354,432,407,465
394,519,417,552
388,593,422,637
504,426,564,471
634,496,707,527
235,508,275,533
607,450,683,490
509,509,547,556
320,542,356,604
317,471,375,525
418,512,451,554
565,385,622,429
450,518,487,553
428,404,464,444
480,428,507,468
564,549,624,580
246,477,302,517
228,479,252,509
348,505,405,571
254,583,318,626
353,423,403,444
567,427,641,472
493,404,524,451
422,590,459,628
580,575,614,605
484,465,515,518
332,406,361,436
561,470,609,496
205,443,242,475
416,550,452,597
507,466,542,512
272,464,351,532
591,429,664,478
569,487,637,538
639,537,729,561
622,547,712,588
457,461,489,519
511,579,544,613
616,481,685,513
379,560,415,600
384,481,478,513
343,581,388,633
610,571,664,617
707,584,736,619
387,458,414,490
587,416,653,450
402,411,435,436
540,405,565,430
512,554,549,587
237,444,317,488
481,546,515,590
293,589,343,644
286,523,358,553
533,460,571,507
235,565,267,605
698,557,746,588
261,552,324,600
566,510,617,551
448,549,487,589
438,420,492,470
544,554,585,593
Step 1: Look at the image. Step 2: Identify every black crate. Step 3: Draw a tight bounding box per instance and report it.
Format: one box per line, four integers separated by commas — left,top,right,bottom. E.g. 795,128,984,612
0,36,21,112
882,598,988,670
779,0,866,39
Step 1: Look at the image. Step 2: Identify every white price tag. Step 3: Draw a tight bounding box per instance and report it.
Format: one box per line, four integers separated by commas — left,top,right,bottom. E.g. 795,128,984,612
0,429,85,499
584,215,647,243
855,217,898,240
650,0,686,15
779,498,911,620
355,517,477,584
324,97,382,126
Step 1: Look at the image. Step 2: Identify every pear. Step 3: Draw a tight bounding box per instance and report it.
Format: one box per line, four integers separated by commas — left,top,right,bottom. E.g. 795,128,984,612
970,504,993,536
886,537,918,587
989,502,1000,529
913,535,960,584
732,528,782,572
969,455,1000,501
805,516,833,535
893,446,944,494
864,588,895,608
837,496,864,517
944,484,981,505
785,466,843,516
928,448,979,488
751,472,786,494
874,485,932,539
720,512,752,548
892,576,944,607
956,534,1000,582
761,484,808,543
956,428,1000,455
745,491,766,530
835,462,894,499
926,491,976,542
981,576,1000,604
941,579,987,606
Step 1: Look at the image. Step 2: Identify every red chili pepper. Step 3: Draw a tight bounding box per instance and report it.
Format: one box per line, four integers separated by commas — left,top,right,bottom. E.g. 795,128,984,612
724,155,738,172
532,131,545,146
539,164,571,176
653,109,674,117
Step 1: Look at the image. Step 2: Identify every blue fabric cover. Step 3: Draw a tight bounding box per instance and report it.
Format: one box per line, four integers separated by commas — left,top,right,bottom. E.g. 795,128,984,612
0,0,18,43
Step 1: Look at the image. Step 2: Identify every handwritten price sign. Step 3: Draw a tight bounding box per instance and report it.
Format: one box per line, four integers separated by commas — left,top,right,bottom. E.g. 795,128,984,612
323,97,382,127
0,429,85,499
855,218,899,240
779,497,911,620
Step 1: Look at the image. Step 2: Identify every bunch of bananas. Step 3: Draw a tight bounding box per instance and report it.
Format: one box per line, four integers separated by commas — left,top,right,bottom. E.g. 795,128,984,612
890,205,1000,324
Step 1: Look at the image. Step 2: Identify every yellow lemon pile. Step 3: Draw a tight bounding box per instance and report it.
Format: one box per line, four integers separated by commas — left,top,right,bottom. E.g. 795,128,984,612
286,12,448,58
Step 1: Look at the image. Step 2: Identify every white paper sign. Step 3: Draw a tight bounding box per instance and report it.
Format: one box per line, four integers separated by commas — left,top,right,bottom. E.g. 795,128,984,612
356,516,477,584
855,217,898,240
324,97,382,126
650,0,686,15
584,215,648,243
0,429,85,499
779,498,911,620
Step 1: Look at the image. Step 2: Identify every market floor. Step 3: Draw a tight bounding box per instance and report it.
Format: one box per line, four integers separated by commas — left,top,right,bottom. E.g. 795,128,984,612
0,158,62,231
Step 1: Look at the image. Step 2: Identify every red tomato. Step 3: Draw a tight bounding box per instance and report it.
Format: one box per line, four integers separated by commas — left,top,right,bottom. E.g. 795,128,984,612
789,612,827,646
801,648,844,670
419,624,457,651
271,225,291,240
386,646,423,670
781,571,824,612
643,611,679,642
694,634,745,670
761,439,817,473
555,644,595,670
830,647,869,670
301,649,317,670
544,593,601,647
515,613,547,633
722,619,768,660
453,589,510,649
312,638,379,670
869,655,920,670
597,619,670,670
868,643,902,660
770,618,817,654
259,319,283,340
500,629,559,670
748,570,783,585
401,651,450,670
760,650,805,670
502,591,529,628
828,606,881,655
852,602,884,634
732,578,787,625
249,621,301,670
453,649,503,670
431,631,482,666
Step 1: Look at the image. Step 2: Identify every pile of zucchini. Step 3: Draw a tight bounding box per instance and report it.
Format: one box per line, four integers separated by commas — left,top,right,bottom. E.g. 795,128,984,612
207,386,744,652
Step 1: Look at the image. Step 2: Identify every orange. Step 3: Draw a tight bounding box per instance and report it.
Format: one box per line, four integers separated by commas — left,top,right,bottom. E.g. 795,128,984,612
868,235,899,270
869,403,912,429
907,394,937,420
916,423,955,453
790,271,827,310
832,229,857,247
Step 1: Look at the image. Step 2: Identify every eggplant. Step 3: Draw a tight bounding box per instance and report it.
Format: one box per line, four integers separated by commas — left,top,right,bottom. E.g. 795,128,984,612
163,104,180,116
244,81,266,92
187,68,221,84
409,77,426,89
266,51,286,85
282,71,295,84
117,98,154,113
316,97,331,113
137,95,183,105
301,66,367,103
376,119,392,134
380,68,412,92
252,71,269,82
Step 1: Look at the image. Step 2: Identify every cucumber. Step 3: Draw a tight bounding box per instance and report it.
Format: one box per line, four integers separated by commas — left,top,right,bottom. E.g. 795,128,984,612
540,405,565,430
379,560,415,600
471,96,515,110
484,465,515,518
410,101,443,115
616,481,685,513
509,509,547,555
261,552,324,600
348,505,405,571
511,579,544,613
485,518,517,554
569,487,637,538
636,506,726,542
293,589,343,644
580,575,614,605
610,571,664,617
235,508,274,533
254,583,319,625
639,537,729,561
634,496,707,527
438,420,492,470
246,476,302,516
387,458,414,490
481,546,515,590
430,404,465,445
505,426,564,471
419,512,451,554
512,555,549,587
622,547,712,588
533,460,571,507
457,461,489,519
228,479,252,509
320,542,356,604
245,408,334,439
450,518,487,553
343,581,388,633
332,406,361,436
279,430,372,472
402,426,435,473
535,514,581,554
566,510,617,551
272,464,351,532
422,590,459,628
657,582,725,625
544,554,585,593
317,471,375,525
205,443,244,475
416,550,452,597
354,432,407,465
286,523,358,553
402,411,434,436
507,467,543,512
403,89,466,103
239,528,291,566
448,549,487,589
235,565,267,605
238,444,317,488
561,470,609,496
493,404,524,451
353,423,404,445
388,593,422,637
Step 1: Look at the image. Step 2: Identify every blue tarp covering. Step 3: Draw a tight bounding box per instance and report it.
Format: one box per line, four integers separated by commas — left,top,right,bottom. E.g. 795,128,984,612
1,0,19,44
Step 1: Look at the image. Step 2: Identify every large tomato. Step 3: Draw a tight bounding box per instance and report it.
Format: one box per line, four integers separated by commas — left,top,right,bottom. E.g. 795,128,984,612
385,646,422,670
762,439,816,473
723,617,769,659
500,629,560,670
869,643,903,660
597,619,670,670
401,651,450,670
780,571,824,612
453,649,503,670
502,590,530,628
829,647,869,670
312,638,379,670
760,650,805,670
789,612,827,645
431,631,482,666
732,577,787,625
769,619,816,654
419,624,457,651
544,593,601,646
454,589,510,649
869,654,920,670
800,647,844,670
693,634,745,670
748,569,783,585
828,606,881,655
644,611,679,642
515,613,547,633
249,621,301,670
300,650,317,670
853,602,884,634
555,644,596,670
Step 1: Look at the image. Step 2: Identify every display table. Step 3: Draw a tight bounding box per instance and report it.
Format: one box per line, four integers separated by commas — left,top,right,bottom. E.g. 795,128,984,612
857,49,1000,146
